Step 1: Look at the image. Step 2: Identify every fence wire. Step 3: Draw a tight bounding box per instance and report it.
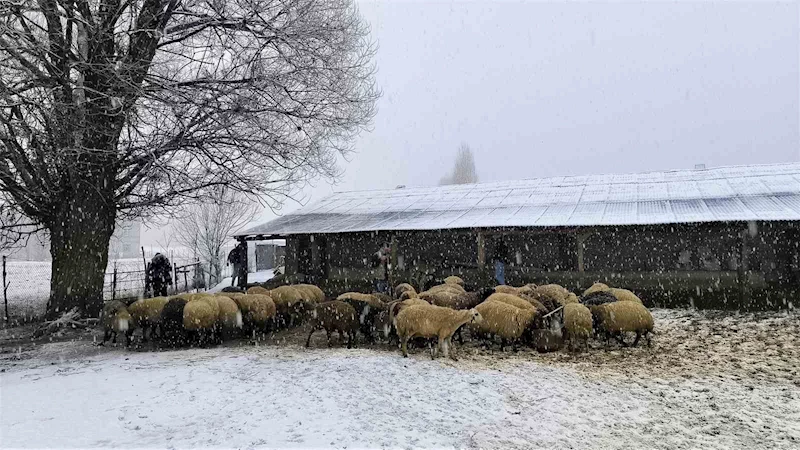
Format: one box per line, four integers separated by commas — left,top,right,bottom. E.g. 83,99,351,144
2,256,225,320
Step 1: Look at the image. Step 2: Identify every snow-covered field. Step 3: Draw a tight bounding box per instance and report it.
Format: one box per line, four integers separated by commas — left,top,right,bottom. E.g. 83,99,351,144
1,308,799,449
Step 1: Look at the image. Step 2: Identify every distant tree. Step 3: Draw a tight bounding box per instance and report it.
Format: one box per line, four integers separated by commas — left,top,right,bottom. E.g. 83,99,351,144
0,0,379,318
172,186,259,286
439,143,478,185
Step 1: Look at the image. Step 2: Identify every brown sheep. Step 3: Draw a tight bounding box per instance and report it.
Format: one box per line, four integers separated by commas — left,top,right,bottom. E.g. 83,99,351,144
534,284,571,305
563,303,592,352
472,300,539,351
424,283,466,295
183,299,218,346
583,282,610,297
337,292,387,343
609,288,644,305
428,287,495,310
306,301,359,349
394,304,482,360
294,284,326,303
271,285,308,327
399,290,419,300
486,293,536,311
590,301,654,347
394,283,417,300
214,295,243,337
101,301,133,346
493,285,519,295
127,296,169,342
443,275,465,287
246,286,271,296
231,294,276,336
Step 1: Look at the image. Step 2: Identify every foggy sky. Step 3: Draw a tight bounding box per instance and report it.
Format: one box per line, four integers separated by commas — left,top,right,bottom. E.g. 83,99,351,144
143,0,800,245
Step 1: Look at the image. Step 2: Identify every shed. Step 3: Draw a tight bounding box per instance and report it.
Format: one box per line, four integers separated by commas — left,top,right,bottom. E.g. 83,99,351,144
237,163,800,309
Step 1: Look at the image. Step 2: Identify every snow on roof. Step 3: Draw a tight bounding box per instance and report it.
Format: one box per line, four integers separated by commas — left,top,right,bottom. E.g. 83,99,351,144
238,162,800,236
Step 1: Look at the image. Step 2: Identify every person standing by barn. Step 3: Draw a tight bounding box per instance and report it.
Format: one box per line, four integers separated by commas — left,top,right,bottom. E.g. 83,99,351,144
228,241,248,288
493,236,509,285
148,252,173,297
370,243,391,294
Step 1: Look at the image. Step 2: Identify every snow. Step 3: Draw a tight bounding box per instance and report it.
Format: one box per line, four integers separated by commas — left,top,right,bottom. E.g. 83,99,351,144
2,308,799,449
207,269,275,293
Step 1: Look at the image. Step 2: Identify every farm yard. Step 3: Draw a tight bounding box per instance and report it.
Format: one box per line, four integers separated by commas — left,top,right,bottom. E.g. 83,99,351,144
1,304,799,449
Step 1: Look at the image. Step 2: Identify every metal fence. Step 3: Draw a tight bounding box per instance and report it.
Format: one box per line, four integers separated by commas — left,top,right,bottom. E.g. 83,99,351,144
2,255,218,321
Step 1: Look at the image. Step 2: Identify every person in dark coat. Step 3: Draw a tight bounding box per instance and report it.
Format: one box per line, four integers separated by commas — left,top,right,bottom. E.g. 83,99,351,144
370,243,391,294
227,241,248,288
148,252,173,297
493,236,509,285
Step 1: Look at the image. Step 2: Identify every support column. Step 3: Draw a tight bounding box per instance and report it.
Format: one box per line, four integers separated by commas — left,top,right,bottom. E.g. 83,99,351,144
477,231,486,276
738,228,750,309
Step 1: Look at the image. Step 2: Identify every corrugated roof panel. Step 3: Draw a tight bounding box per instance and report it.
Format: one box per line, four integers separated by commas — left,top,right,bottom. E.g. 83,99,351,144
238,163,800,236
671,199,708,222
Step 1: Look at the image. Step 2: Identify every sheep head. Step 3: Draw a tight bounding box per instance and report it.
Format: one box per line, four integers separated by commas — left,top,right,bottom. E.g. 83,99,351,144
467,309,483,324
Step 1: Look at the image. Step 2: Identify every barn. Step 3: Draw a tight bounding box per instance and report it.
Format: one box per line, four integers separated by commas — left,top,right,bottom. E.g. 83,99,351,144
237,163,800,310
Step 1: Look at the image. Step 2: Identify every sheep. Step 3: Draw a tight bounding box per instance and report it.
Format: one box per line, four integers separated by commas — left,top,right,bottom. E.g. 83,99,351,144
534,284,572,305
294,284,326,303
581,291,618,306
394,304,482,360
583,282,610,297
399,290,419,301
229,294,276,337
100,300,133,346
609,288,644,305
472,300,539,351
246,286,271,296
394,283,417,300
385,298,429,344
214,295,243,338
371,292,393,304
418,289,460,306
183,298,218,346
221,286,245,293
126,296,169,342
425,283,466,295
443,275,465,287
428,287,495,310
337,292,387,343
305,301,359,349
493,285,520,295
590,301,654,347
563,303,592,352
160,298,188,347
270,285,309,327
516,284,538,297
486,293,536,311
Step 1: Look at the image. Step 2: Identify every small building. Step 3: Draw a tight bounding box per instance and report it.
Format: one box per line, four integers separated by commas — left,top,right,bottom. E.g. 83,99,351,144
237,163,800,310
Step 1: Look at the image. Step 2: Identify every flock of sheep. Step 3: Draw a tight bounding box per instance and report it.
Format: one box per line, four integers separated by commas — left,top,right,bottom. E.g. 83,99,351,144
100,277,655,360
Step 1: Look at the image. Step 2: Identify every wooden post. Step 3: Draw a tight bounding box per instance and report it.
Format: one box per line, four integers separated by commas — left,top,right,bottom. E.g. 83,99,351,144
576,232,590,273
183,267,189,292
390,234,398,297
173,262,177,295
477,231,486,273
738,229,749,309
3,256,8,322
112,262,117,302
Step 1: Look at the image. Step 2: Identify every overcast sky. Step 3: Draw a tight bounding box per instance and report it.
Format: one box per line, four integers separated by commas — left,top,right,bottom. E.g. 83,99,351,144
143,0,800,245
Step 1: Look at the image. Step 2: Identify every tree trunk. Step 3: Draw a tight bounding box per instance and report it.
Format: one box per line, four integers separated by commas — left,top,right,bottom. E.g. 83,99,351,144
46,191,116,319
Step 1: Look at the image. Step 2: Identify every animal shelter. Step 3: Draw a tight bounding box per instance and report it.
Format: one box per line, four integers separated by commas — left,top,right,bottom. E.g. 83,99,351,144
237,163,800,310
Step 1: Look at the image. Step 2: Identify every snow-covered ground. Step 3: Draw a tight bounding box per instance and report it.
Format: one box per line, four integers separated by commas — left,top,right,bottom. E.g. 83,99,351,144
1,308,799,449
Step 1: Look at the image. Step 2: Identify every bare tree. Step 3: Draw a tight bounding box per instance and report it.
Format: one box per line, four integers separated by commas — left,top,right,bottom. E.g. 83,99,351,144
172,186,258,286
439,143,478,185
0,0,379,317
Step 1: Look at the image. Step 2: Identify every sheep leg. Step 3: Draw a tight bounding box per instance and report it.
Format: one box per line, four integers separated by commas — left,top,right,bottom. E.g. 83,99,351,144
401,336,409,357
347,331,354,349
440,337,450,360
456,327,464,345
111,331,118,344
645,331,652,347
500,338,507,352
326,330,333,348
615,332,629,347
305,328,315,348
125,329,133,347
338,330,345,344
101,329,110,346
429,340,436,359
632,331,642,348
141,324,149,343
447,336,459,361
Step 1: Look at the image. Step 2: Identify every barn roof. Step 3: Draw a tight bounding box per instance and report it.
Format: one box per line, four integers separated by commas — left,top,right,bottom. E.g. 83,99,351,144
238,162,800,236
